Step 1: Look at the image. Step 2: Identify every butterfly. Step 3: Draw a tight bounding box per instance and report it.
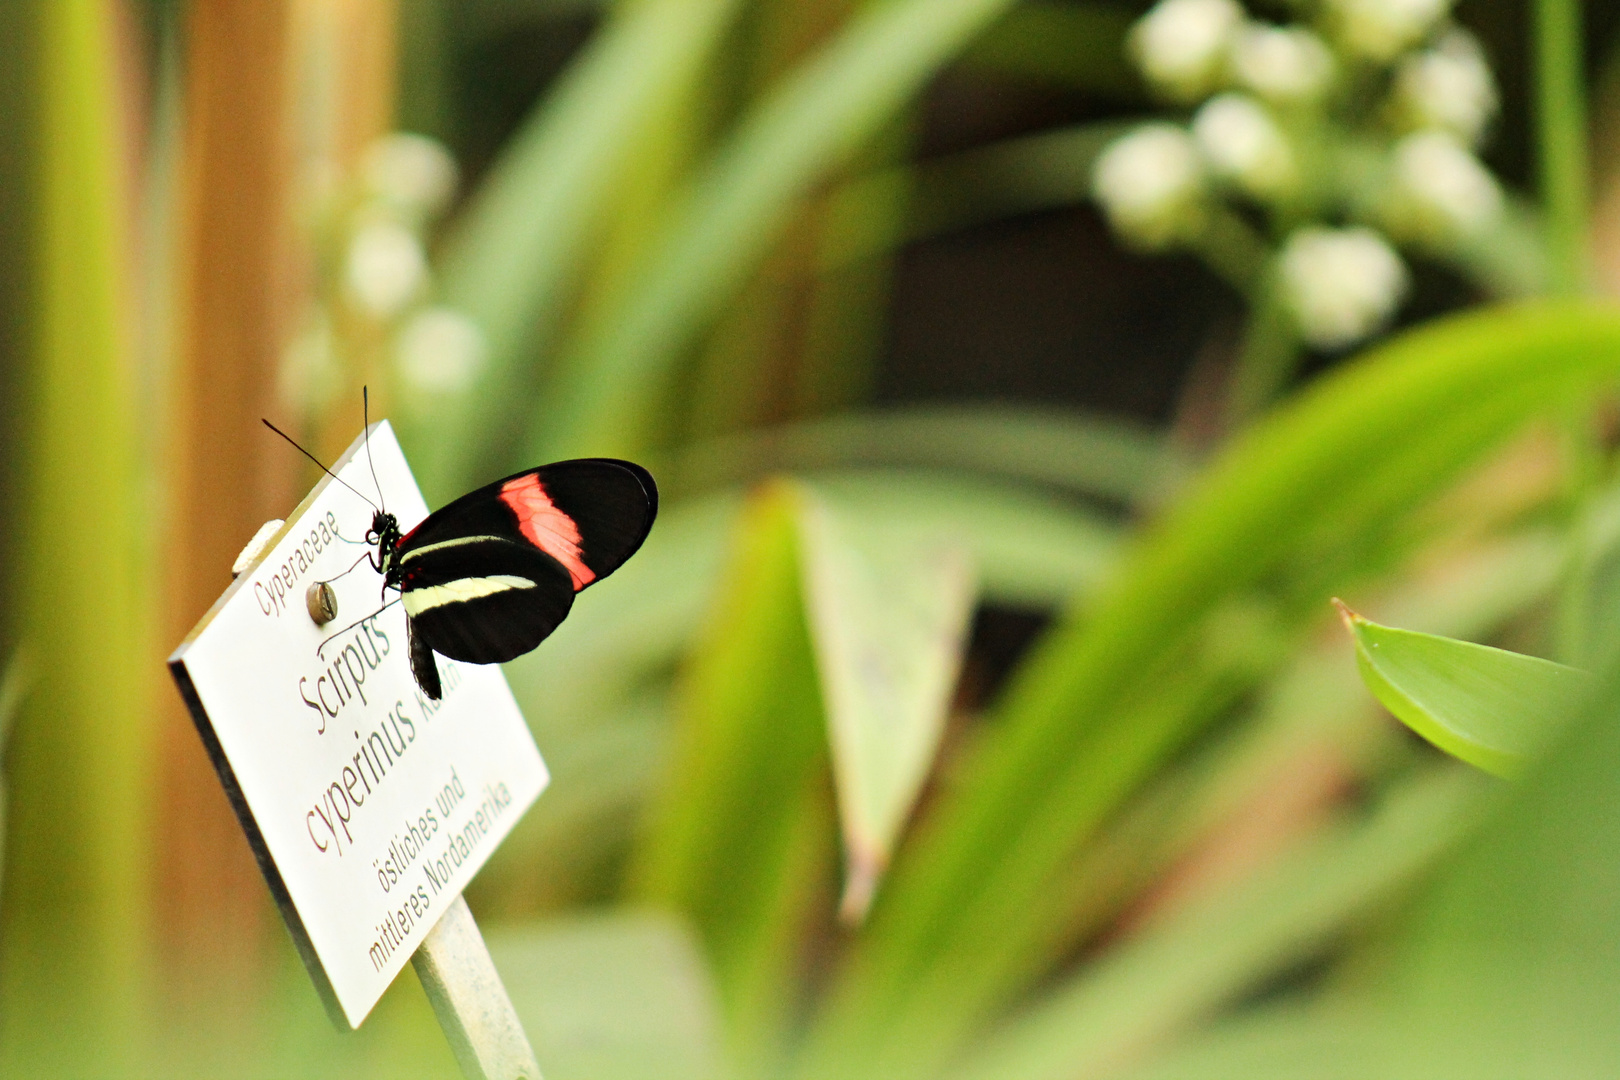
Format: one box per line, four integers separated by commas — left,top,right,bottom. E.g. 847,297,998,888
365,459,657,700
265,411,656,701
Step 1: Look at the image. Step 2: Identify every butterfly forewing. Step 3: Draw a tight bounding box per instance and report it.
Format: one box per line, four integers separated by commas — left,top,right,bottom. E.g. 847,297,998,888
399,460,655,583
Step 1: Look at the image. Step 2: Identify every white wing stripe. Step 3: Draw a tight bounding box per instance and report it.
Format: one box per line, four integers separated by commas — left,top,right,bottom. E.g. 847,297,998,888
403,575,537,616
398,534,509,564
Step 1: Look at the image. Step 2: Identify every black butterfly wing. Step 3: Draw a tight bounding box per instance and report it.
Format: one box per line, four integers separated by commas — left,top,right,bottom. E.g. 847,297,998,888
398,459,657,591
408,617,442,701
399,535,575,666
393,459,656,698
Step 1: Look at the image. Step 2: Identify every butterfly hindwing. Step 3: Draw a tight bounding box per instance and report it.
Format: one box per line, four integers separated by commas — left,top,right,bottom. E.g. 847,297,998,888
399,536,576,666
408,617,442,701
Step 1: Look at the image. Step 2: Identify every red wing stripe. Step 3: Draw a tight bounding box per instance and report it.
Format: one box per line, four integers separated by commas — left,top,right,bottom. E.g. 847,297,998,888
499,473,596,589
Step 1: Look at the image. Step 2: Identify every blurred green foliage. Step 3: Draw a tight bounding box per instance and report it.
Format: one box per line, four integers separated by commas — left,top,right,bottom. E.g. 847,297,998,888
3,0,1620,1078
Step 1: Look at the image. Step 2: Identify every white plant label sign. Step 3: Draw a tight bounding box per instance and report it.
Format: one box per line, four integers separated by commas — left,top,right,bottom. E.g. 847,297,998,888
169,422,547,1028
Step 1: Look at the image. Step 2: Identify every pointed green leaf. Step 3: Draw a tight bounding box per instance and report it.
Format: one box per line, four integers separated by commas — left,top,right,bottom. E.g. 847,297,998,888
529,0,1025,460
1335,601,1592,778
629,483,833,1069
796,484,976,923
402,0,744,498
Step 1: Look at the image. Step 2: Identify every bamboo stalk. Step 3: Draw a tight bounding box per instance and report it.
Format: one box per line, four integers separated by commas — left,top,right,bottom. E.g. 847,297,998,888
157,0,302,1040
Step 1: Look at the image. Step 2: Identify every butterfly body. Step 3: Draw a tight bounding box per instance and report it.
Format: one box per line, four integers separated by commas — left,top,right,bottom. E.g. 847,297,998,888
367,459,657,700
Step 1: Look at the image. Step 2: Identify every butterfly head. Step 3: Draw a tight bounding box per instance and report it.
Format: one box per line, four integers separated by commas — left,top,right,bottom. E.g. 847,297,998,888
366,510,402,563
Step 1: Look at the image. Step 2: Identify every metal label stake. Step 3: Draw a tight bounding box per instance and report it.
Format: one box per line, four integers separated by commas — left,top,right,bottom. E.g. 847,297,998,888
414,896,542,1080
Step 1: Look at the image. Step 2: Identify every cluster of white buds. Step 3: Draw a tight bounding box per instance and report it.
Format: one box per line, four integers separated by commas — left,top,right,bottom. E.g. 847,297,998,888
1096,0,1509,352
282,133,486,411
343,135,458,320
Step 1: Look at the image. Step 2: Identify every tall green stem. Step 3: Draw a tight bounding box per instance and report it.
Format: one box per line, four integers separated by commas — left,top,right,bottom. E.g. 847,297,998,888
0,2,154,1072
1535,0,1589,296
1533,0,1600,663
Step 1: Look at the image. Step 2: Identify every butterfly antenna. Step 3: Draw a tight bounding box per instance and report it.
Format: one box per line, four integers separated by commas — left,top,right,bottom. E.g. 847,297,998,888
317,595,403,657
363,387,386,514
261,419,380,511
322,549,374,585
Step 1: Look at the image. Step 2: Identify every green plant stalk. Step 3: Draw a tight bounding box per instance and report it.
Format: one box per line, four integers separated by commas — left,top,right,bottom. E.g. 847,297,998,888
1533,0,1600,665
793,302,1620,1079
794,116,912,415
528,0,1024,463
957,0,1136,97
1534,0,1589,297
662,404,1170,503
0,1,154,1071
816,121,1133,271
1224,283,1302,429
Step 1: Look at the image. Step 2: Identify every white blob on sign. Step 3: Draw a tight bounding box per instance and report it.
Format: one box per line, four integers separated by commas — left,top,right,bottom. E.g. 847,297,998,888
169,422,547,1028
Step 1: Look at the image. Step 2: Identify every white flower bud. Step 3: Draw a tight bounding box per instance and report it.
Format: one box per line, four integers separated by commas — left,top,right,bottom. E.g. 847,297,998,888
1193,93,1297,199
1392,29,1497,144
1279,226,1409,349
395,307,487,393
346,221,427,317
1093,124,1207,249
1229,24,1334,104
1383,130,1502,244
1129,0,1244,102
362,133,458,219
1326,0,1454,62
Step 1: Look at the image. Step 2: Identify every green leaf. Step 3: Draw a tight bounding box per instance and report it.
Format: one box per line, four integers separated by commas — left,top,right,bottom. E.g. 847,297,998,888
809,471,1121,608
628,483,834,1071
957,0,1137,95
663,404,1174,504
529,0,1025,461
817,122,1136,270
1375,668,1620,1078
402,0,744,498
946,769,1484,1080
796,483,976,923
1335,600,1592,778
505,471,1121,741
792,301,1620,1080
485,911,723,1080
1118,640,1620,1080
